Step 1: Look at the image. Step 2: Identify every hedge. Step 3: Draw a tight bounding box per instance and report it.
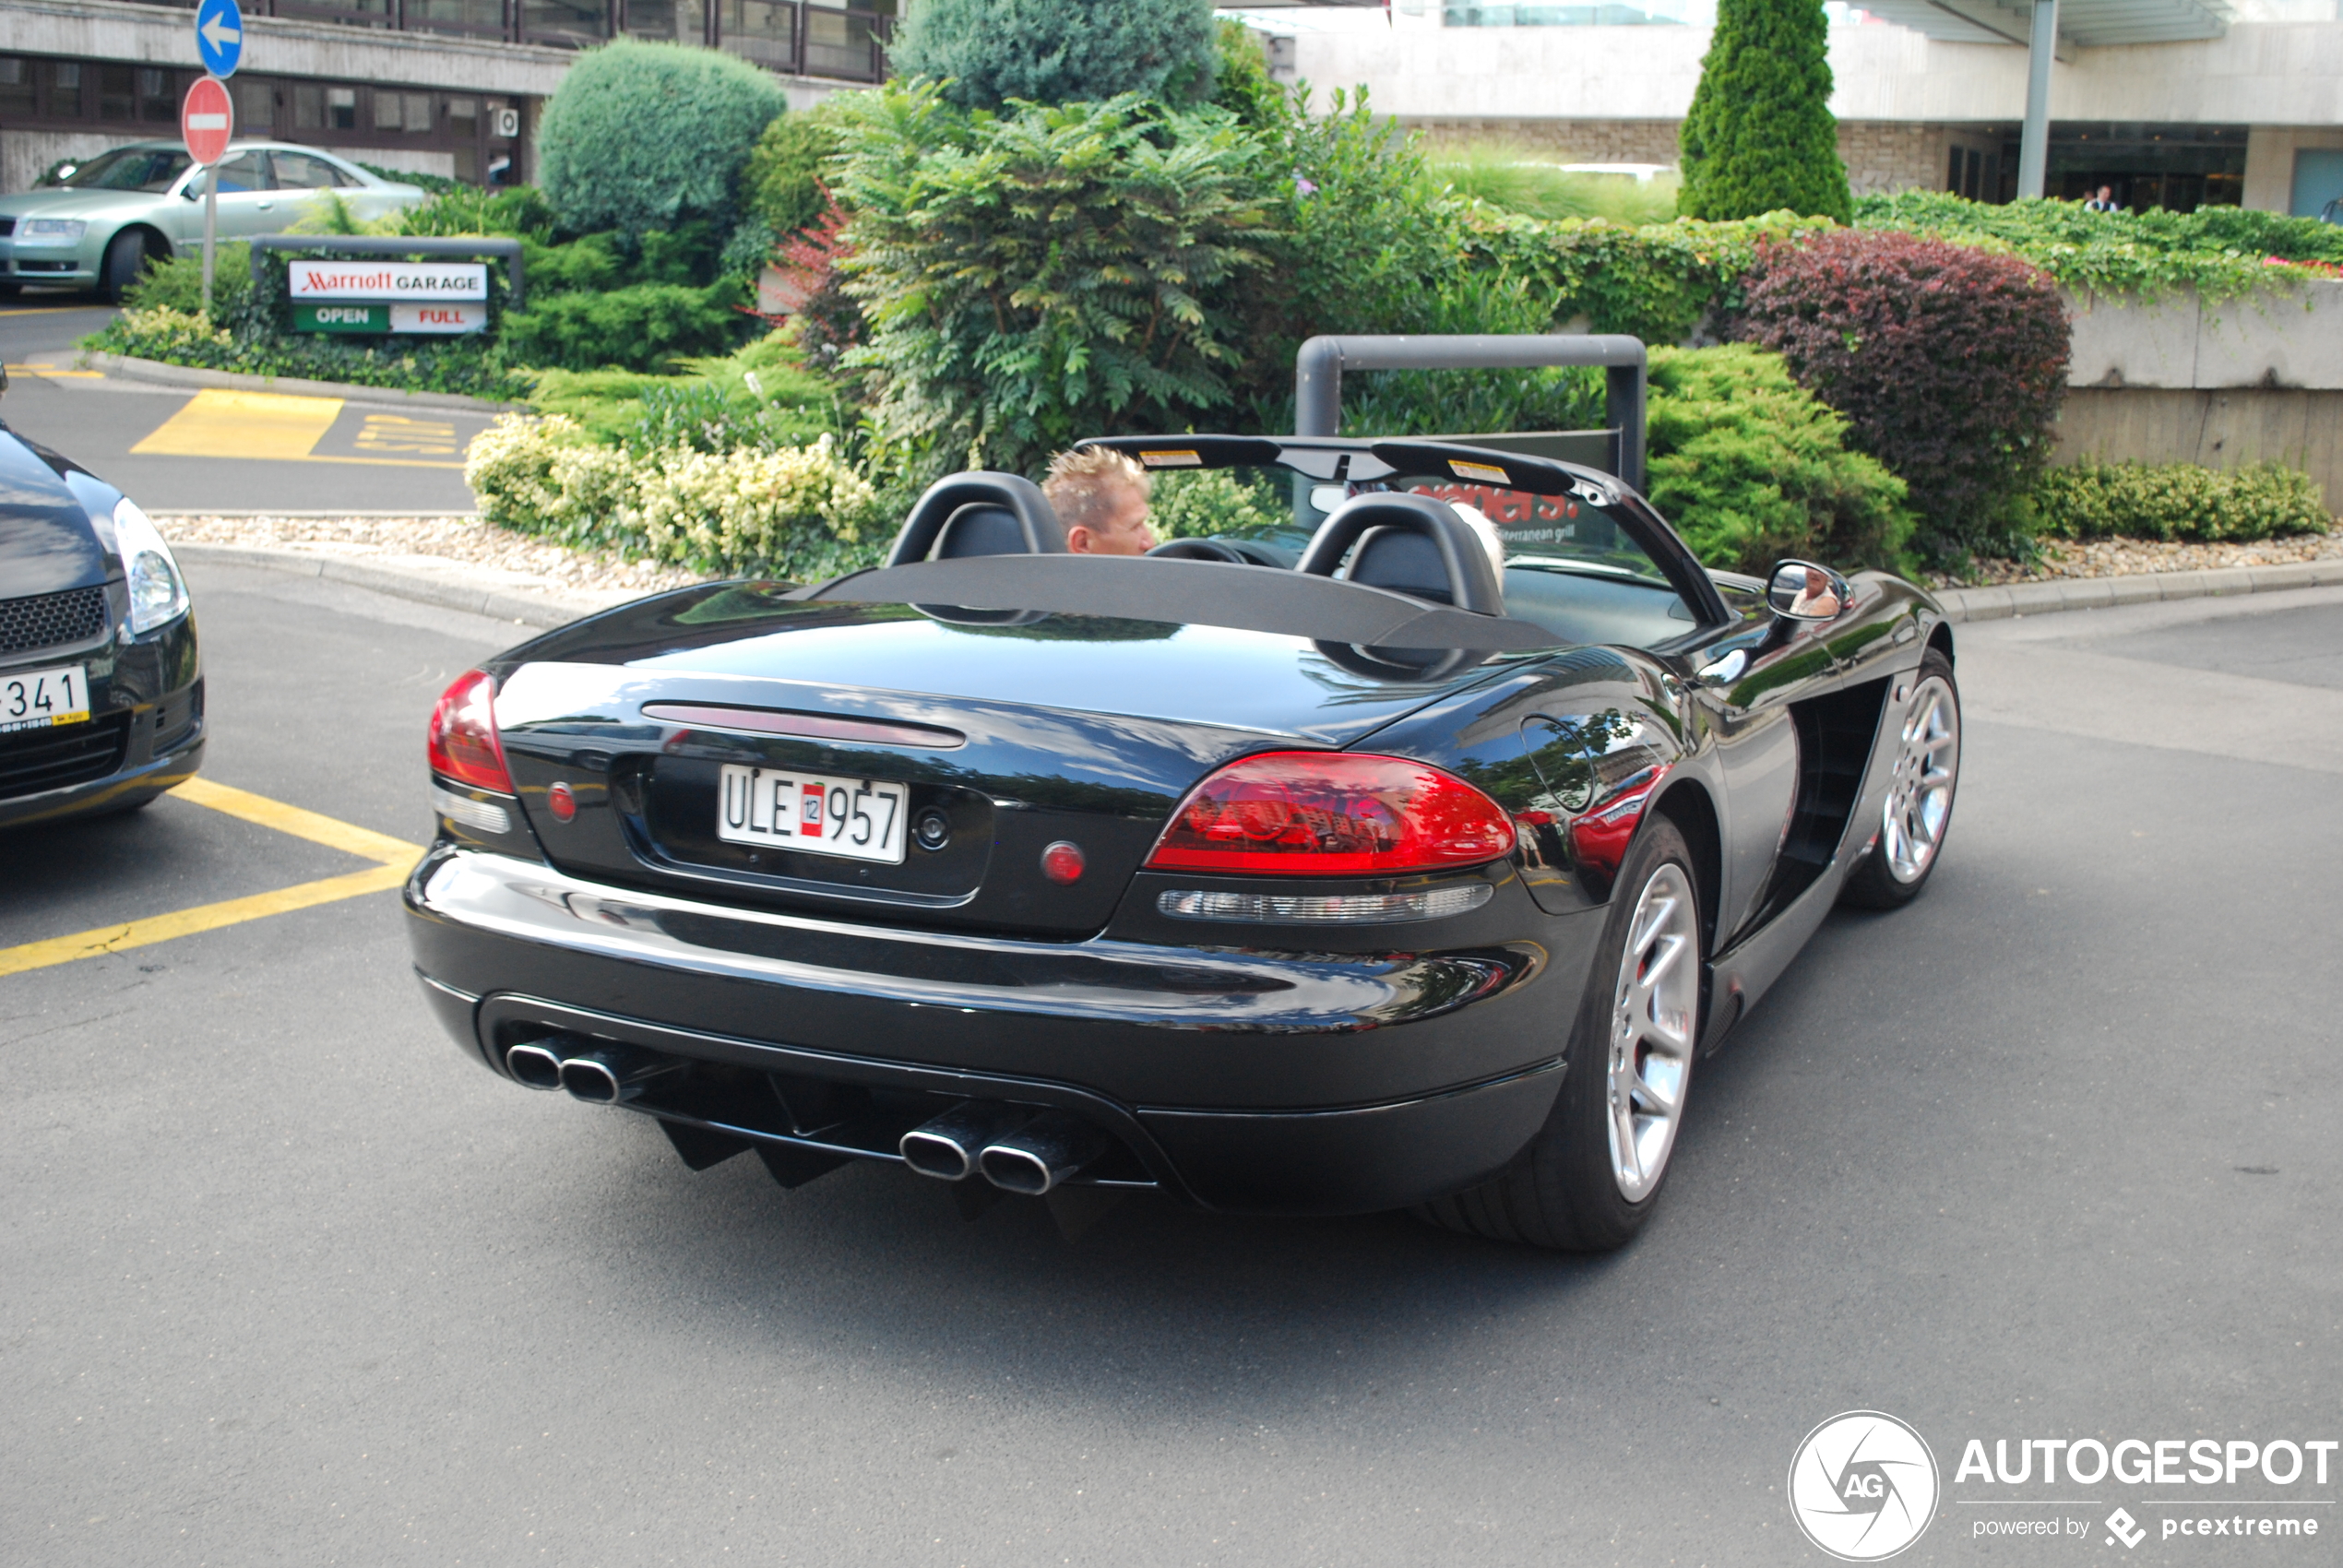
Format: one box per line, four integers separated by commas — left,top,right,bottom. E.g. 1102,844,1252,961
886,0,1219,111
2036,461,2332,542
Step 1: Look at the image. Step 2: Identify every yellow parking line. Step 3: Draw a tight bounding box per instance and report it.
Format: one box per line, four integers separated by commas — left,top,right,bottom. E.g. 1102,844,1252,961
0,863,410,978
283,454,470,470
0,779,426,979
174,776,425,863
132,388,345,460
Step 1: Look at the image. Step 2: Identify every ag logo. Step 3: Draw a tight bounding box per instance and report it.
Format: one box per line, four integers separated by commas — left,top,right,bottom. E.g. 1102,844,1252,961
1788,1411,1940,1562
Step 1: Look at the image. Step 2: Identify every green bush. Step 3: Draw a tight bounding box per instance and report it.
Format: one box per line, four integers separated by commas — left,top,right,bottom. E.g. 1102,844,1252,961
887,0,1219,111
1644,343,1913,575
1152,468,1287,539
1209,19,1282,129
1429,148,1681,227
2037,461,2331,542
394,184,556,241
523,331,839,444
743,106,846,239
1857,191,2343,299
500,279,749,372
1334,270,1605,439
1463,207,1832,346
536,41,785,236
120,243,254,317
1679,0,1850,223
833,83,1277,479
466,414,884,579
355,160,466,197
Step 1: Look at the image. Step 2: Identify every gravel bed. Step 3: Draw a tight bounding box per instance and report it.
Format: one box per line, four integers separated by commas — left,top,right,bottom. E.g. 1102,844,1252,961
155,514,708,597
1939,531,2343,588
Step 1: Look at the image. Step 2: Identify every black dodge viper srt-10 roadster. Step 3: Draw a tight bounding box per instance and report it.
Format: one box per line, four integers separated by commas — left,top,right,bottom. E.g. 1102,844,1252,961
405,434,1960,1251
0,378,203,830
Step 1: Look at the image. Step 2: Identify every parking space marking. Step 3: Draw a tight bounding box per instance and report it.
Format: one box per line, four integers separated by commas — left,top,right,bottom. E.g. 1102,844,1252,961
134,389,345,460
354,414,461,457
0,779,424,979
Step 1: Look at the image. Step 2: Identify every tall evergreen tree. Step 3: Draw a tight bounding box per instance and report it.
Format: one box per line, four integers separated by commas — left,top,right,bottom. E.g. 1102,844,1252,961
887,0,1219,112
1677,0,1851,224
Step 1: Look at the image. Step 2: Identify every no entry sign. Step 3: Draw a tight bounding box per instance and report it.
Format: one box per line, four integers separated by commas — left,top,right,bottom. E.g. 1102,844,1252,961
181,77,232,166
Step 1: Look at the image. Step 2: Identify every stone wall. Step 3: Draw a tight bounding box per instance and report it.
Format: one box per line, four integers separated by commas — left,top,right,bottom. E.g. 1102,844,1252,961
2055,388,2343,510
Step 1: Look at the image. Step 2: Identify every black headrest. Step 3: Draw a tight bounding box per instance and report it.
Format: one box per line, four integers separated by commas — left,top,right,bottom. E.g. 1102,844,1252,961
886,473,1065,566
1296,493,1505,615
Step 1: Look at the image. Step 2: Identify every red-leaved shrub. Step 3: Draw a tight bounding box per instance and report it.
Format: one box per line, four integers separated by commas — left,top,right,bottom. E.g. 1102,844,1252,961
1731,230,2070,562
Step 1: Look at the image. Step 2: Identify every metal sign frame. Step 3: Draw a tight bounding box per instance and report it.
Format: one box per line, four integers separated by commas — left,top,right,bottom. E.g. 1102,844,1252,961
1292,333,1649,494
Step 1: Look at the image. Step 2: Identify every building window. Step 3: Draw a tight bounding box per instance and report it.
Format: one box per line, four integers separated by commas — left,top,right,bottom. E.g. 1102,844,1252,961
294,82,322,128
48,61,83,118
99,64,137,121
447,95,479,136
0,57,34,119
139,66,174,121
237,76,274,128
405,91,434,132
372,87,401,130
328,86,357,129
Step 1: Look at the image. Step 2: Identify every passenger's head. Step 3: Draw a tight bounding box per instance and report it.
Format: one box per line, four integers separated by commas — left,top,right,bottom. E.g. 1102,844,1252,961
1044,447,1157,556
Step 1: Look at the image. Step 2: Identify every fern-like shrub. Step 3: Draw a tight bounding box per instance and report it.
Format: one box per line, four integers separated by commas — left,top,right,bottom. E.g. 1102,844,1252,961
500,280,748,373
832,83,1277,478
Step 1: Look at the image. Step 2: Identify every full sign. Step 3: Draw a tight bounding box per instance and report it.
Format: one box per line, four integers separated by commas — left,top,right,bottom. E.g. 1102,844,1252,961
180,77,233,167
195,0,244,78
287,260,489,302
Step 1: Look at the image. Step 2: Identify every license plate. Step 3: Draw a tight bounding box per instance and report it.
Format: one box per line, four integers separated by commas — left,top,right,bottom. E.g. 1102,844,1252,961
716,766,907,864
0,663,89,733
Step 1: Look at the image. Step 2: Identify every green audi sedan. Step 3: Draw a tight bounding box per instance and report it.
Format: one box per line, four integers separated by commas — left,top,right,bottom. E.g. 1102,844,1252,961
0,140,429,303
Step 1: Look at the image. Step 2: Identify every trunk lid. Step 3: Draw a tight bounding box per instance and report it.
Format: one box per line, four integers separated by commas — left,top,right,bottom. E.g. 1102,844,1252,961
487,588,1505,938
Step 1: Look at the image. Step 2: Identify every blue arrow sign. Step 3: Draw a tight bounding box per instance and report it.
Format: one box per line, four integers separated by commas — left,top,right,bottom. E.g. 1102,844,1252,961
195,0,244,78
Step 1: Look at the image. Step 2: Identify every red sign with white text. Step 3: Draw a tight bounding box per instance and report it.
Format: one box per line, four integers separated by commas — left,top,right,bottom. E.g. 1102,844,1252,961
181,77,232,166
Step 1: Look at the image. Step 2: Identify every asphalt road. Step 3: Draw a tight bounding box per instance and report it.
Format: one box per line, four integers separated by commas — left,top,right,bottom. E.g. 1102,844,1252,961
1,301,486,515
5,565,2339,1567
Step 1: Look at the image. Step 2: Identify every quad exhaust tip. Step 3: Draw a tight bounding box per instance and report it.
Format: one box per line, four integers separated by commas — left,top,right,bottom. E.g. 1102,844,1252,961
901,1102,1112,1194
504,1037,681,1105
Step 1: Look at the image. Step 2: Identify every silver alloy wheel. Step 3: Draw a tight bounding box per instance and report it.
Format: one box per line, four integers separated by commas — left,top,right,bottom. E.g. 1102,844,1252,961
1605,861,1699,1202
1882,675,1960,884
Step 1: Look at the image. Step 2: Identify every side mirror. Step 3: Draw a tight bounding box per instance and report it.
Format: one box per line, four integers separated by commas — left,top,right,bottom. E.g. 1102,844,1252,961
1766,560,1851,623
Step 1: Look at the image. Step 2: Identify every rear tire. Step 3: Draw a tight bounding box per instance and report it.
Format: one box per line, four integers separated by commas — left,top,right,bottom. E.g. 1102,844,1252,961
101,229,152,305
1418,818,1703,1252
1839,649,1960,910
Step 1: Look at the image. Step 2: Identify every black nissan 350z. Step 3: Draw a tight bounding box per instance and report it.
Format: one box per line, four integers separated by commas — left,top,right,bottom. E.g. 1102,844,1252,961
403,434,1960,1251
0,374,203,829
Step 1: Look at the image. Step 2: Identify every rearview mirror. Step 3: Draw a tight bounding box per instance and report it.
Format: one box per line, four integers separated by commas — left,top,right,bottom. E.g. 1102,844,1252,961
1309,483,1348,514
1766,560,1850,622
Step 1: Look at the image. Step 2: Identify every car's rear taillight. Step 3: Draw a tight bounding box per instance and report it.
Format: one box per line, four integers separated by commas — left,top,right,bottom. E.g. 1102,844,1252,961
427,668,512,793
1146,752,1516,876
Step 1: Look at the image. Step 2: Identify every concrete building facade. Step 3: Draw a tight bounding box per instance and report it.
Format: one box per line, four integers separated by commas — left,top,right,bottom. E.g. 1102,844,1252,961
1255,3,2343,214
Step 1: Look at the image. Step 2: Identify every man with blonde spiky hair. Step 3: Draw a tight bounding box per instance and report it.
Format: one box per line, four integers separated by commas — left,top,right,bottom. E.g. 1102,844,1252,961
1042,447,1160,556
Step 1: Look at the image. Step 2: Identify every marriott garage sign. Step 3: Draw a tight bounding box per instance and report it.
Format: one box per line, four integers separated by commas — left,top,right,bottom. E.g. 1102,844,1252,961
288,259,489,337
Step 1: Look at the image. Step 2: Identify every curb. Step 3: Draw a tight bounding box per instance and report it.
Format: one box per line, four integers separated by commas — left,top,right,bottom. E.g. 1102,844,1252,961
174,542,637,631
81,353,528,414
1934,559,2343,623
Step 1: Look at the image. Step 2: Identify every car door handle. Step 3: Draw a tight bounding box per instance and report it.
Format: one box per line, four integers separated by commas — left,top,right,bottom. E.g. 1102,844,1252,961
1697,649,1747,684
256,199,273,208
